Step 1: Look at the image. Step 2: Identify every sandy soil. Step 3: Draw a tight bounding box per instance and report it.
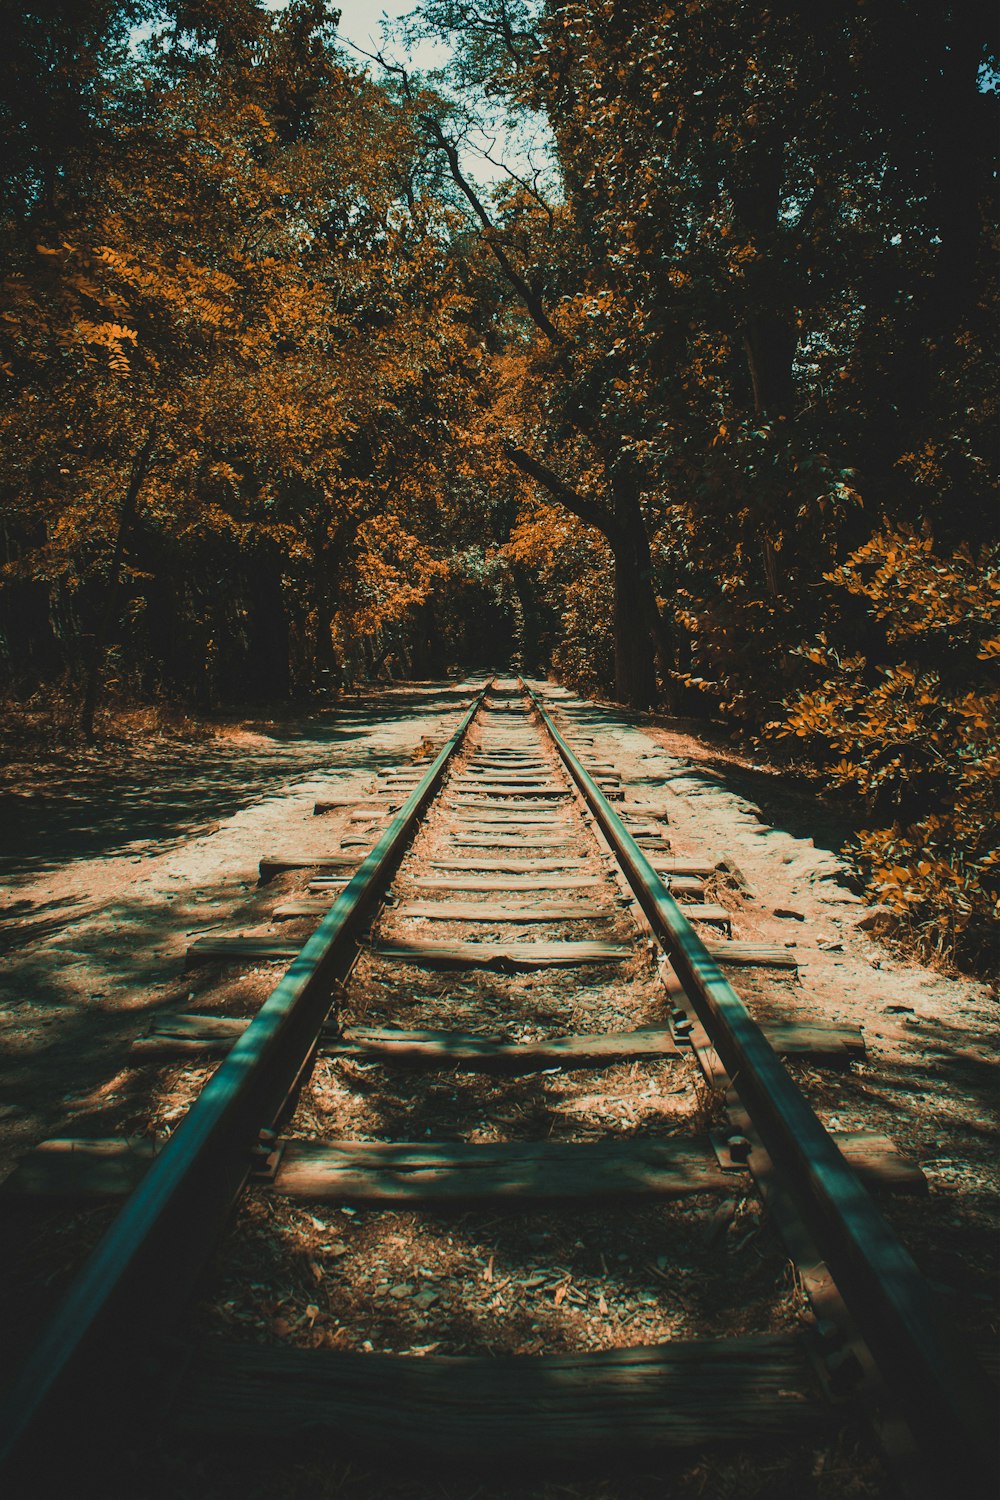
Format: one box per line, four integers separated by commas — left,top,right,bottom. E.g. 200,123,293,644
0,681,479,1179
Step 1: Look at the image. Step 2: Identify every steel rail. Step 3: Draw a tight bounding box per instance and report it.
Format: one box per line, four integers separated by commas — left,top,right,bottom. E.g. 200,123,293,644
524,682,993,1496
0,680,491,1490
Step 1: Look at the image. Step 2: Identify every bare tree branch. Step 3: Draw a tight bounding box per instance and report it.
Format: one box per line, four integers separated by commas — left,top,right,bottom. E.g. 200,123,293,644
420,114,566,350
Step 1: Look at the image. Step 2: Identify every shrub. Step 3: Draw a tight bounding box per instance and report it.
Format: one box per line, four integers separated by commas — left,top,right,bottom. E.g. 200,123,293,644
769,527,999,966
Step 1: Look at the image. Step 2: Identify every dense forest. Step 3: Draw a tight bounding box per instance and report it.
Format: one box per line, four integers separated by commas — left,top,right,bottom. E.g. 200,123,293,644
0,0,996,961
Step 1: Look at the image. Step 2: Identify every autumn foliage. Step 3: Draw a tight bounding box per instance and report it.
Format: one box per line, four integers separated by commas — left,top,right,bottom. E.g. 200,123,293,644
0,1,996,963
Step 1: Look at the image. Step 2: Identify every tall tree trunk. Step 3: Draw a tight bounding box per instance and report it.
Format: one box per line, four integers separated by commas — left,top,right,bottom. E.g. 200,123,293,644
612,546,657,710
80,424,156,742
246,547,291,699
733,130,796,418
742,318,797,417
612,480,675,711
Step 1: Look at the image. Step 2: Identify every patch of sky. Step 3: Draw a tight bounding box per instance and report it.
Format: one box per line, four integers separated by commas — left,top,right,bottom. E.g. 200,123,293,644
132,2,553,194
275,0,554,192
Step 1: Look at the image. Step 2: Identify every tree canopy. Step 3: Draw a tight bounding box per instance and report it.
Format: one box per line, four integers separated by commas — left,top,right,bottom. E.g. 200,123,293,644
1,0,996,961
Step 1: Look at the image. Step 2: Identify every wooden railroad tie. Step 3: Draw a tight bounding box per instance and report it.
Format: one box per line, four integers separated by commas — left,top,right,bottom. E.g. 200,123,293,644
313,800,398,817
450,797,572,810
131,1018,684,1066
258,854,356,882
168,1333,833,1457
451,787,565,797
404,875,605,892
394,901,616,922
704,942,799,968
429,858,588,872
4,1130,923,1201
275,899,614,922
450,814,567,827
128,1014,864,1067
450,837,580,850
671,902,731,929
371,939,631,969
185,934,795,969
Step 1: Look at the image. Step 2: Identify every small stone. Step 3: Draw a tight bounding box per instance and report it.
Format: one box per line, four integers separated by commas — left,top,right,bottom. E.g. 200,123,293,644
388,1283,414,1299
773,907,805,921
412,1290,439,1311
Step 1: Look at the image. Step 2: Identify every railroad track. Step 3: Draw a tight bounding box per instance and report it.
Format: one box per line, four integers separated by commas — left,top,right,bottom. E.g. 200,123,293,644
0,678,992,1497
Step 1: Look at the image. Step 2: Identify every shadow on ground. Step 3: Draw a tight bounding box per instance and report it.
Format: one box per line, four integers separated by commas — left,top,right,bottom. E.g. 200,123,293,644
0,683,471,879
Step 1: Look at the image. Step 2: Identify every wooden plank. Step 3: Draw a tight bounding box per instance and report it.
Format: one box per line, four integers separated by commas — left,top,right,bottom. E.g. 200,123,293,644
468,753,547,761
762,1019,866,1061
704,943,799,969
467,763,548,772
431,864,587,876
186,936,303,967
130,1014,861,1067
6,1128,921,1199
372,939,630,969
452,786,568,798
270,1137,735,1202
452,780,563,792
314,801,395,817
674,902,732,928
395,901,613,923
259,854,356,881
334,1025,681,1070
451,813,565,826
410,876,602,892
2,1137,158,1197
832,1131,927,1192
313,804,395,816
130,1018,678,1068
274,900,339,919
452,798,569,810
452,805,564,819
461,780,554,792
452,838,578,850
458,780,560,792
130,1013,252,1056
650,859,718,877
275,896,613,923
430,858,586,872
170,1335,831,1455
661,877,705,897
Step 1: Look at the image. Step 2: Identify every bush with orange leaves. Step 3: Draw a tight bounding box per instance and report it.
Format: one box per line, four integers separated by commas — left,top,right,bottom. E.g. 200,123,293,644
771,527,999,966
